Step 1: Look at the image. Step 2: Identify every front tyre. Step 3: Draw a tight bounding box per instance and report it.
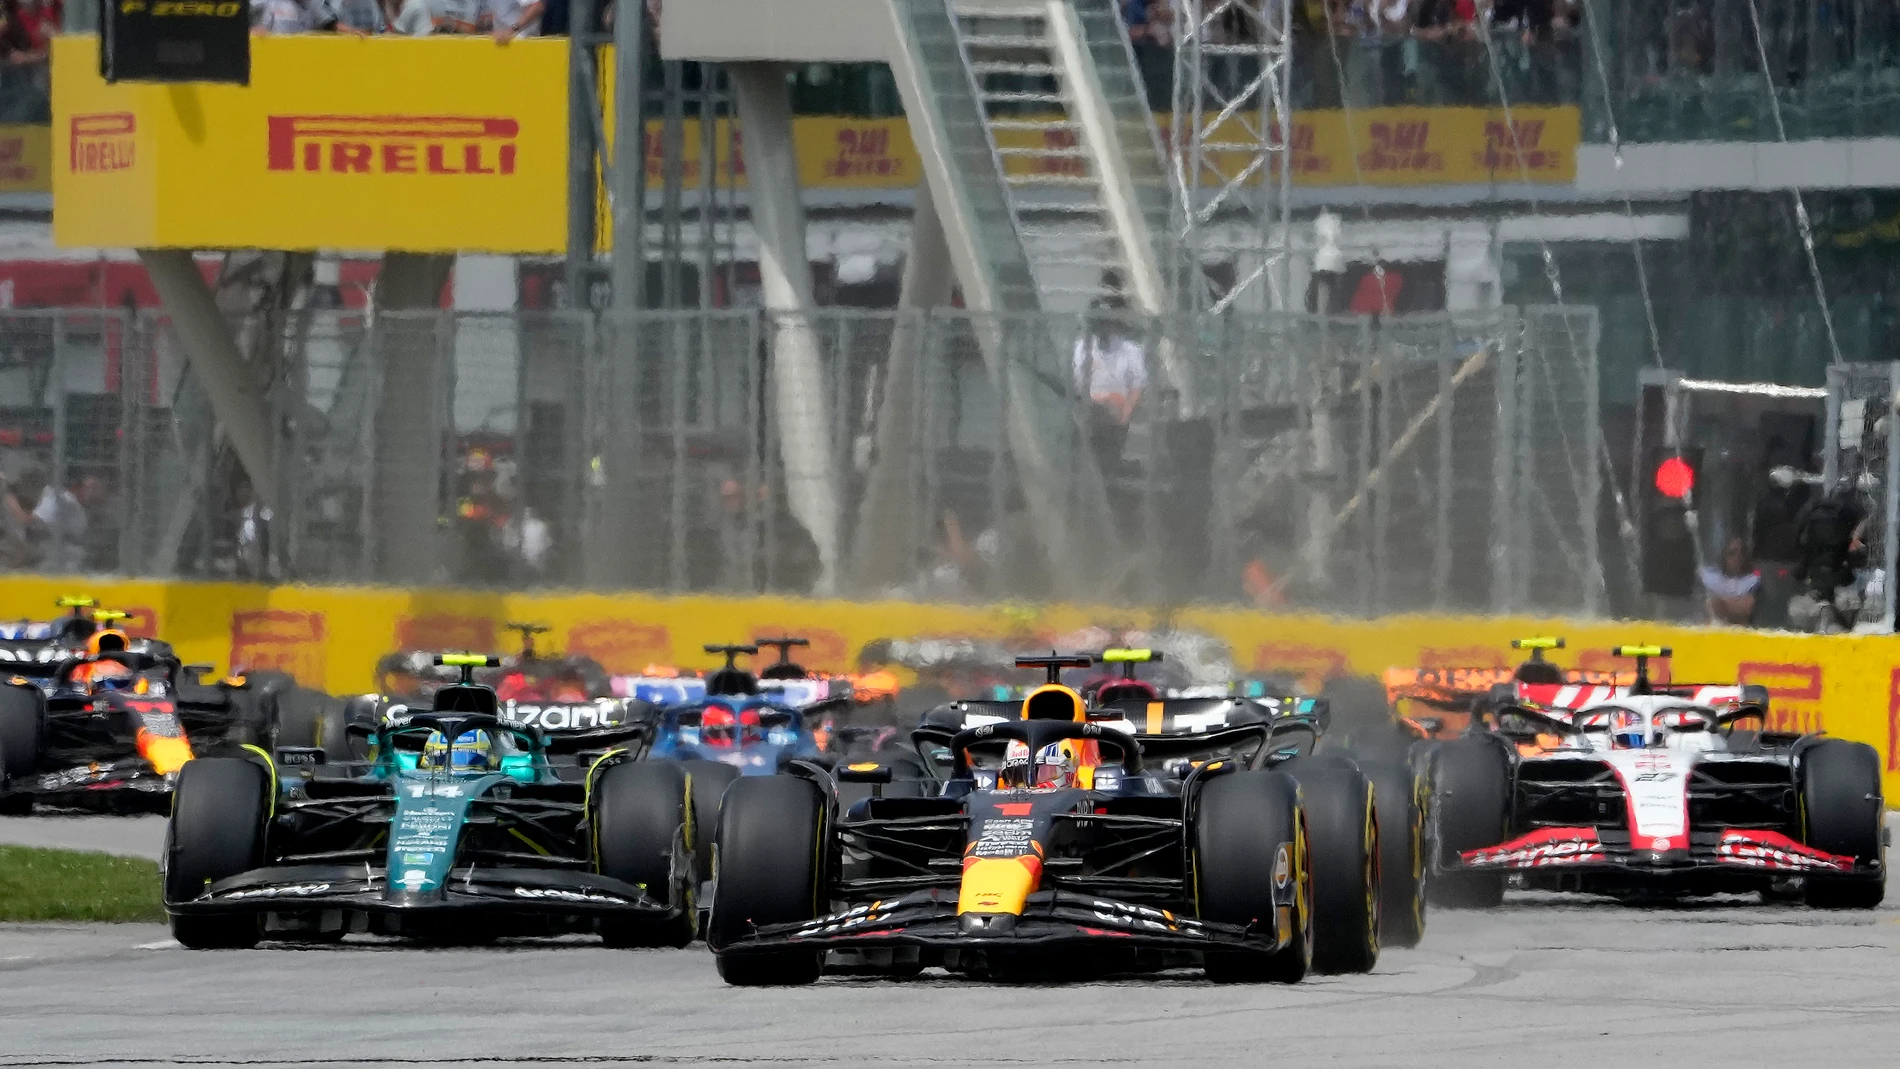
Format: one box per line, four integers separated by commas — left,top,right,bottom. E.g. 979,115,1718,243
708,775,827,986
1284,762,1380,975
1429,737,1512,909
592,761,697,948
1193,769,1311,983
1799,739,1885,909
680,759,742,888
1361,757,1427,949
164,757,268,949
0,684,43,815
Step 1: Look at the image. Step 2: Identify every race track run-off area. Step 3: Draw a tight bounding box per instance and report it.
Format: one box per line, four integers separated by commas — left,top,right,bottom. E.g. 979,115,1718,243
3,898,1898,1069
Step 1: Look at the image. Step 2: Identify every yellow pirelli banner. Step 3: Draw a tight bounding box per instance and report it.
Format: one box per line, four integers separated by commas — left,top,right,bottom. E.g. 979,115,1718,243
52,35,568,253
0,124,52,196
1,574,1896,801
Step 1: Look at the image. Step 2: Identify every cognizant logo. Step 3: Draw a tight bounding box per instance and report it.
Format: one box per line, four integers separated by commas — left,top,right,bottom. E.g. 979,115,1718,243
266,115,519,176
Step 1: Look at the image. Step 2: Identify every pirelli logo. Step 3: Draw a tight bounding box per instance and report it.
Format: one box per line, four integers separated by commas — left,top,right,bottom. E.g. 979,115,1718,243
266,115,519,176
70,113,136,174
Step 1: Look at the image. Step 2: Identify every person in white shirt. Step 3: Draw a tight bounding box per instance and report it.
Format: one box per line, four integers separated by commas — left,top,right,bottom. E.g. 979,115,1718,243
486,0,542,40
32,478,88,573
1071,292,1148,474
386,0,481,34
1699,535,1761,626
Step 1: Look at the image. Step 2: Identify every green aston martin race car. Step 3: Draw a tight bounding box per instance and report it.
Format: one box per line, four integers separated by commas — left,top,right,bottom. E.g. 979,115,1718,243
161,654,694,949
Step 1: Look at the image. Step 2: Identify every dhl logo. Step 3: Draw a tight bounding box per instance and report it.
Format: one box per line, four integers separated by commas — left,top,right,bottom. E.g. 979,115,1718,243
1360,120,1443,174
1477,119,1559,172
266,116,519,176
69,113,135,175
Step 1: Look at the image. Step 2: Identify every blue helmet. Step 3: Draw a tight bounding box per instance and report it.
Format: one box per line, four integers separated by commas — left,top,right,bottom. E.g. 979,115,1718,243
1610,709,1649,750
422,729,496,773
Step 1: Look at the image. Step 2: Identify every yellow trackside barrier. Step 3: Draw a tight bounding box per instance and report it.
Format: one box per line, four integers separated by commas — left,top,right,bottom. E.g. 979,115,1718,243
0,574,1895,800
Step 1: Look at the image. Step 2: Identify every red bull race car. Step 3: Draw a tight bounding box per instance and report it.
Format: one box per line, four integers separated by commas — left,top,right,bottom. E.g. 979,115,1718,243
706,653,1385,985
1431,644,1885,908
0,620,262,813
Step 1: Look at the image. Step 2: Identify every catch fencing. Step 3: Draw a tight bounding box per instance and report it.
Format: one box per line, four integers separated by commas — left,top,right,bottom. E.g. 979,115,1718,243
0,304,1601,618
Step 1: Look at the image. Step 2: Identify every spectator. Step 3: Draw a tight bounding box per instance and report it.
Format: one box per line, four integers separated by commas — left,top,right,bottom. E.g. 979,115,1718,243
0,465,44,568
32,472,88,573
1787,485,1867,633
386,0,481,35
486,0,542,40
251,0,342,33
1072,284,1149,477
1699,536,1760,626
233,482,275,580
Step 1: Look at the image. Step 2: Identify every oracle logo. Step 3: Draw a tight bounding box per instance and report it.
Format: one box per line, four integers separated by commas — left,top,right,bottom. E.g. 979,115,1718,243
266,115,519,176
70,113,136,174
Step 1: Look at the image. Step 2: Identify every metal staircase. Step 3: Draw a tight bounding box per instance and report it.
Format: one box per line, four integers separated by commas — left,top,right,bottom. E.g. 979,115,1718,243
946,0,1171,312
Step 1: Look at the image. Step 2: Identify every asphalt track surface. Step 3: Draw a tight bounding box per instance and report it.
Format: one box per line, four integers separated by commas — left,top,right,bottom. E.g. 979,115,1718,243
3,892,1899,1069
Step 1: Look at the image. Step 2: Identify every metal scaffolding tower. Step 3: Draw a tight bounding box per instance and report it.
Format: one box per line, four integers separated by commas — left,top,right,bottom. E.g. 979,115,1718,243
1168,0,1293,314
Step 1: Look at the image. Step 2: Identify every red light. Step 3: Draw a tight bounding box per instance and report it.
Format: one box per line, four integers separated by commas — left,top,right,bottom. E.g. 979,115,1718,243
1654,456,1695,500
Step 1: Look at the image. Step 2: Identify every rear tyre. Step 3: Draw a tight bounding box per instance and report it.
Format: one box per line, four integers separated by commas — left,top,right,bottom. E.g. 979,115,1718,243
1193,769,1311,983
164,757,268,949
1429,737,1512,909
1361,758,1427,949
0,684,43,815
1282,762,1379,974
1799,739,1886,910
681,759,741,887
708,775,827,986
593,761,697,948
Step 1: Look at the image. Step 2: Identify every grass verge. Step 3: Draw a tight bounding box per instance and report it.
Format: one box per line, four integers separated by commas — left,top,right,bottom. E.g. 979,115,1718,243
0,845,163,922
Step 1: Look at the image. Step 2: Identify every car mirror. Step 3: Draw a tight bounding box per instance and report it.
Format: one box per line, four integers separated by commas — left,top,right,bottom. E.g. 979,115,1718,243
836,761,894,785
184,663,216,681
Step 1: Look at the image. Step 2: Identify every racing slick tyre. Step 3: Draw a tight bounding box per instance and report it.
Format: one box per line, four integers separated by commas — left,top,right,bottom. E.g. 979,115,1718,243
0,684,43,815
1193,769,1312,983
593,760,697,948
1798,739,1886,910
164,757,269,949
1360,758,1427,949
267,684,346,754
708,774,827,986
1280,761,1380,974
1429,736,1512,910
681,759,742,888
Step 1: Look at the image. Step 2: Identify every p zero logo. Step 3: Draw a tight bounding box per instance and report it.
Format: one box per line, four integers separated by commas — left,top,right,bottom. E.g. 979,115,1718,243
266,116,519,177
69,113,136,175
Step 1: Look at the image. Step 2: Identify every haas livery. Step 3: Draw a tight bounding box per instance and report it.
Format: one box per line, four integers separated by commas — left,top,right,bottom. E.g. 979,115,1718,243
1431,643,1885,908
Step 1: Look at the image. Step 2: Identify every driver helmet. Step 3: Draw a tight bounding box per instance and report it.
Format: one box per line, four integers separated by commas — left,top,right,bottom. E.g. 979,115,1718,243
77,659,136,693
700,705,737,747
998,740,1078,790
1610,708,1649,750
421,729,497,773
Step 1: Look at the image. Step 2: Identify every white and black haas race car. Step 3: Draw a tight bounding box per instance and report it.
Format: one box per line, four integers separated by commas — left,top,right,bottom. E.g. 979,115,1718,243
1433,645,1884,909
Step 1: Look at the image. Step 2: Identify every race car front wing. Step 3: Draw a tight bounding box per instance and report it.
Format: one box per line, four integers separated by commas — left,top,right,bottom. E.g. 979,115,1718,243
1454,826,1869,876
720,888,1287,956
168,863,681,919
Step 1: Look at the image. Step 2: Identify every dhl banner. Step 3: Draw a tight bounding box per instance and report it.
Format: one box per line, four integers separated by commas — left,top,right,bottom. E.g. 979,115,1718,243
0,124,52,196
598,108,1577,193
52,35,567,253
1,574,1895,801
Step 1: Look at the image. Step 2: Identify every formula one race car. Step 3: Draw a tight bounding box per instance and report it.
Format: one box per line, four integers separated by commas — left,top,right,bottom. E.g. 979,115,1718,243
0,597,117,674
641,642,844,885
0,624,261,814
163,654,695,949
911,648,1427,950
1432,645,1886,909
299,624,651,767
705,654,1383,985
